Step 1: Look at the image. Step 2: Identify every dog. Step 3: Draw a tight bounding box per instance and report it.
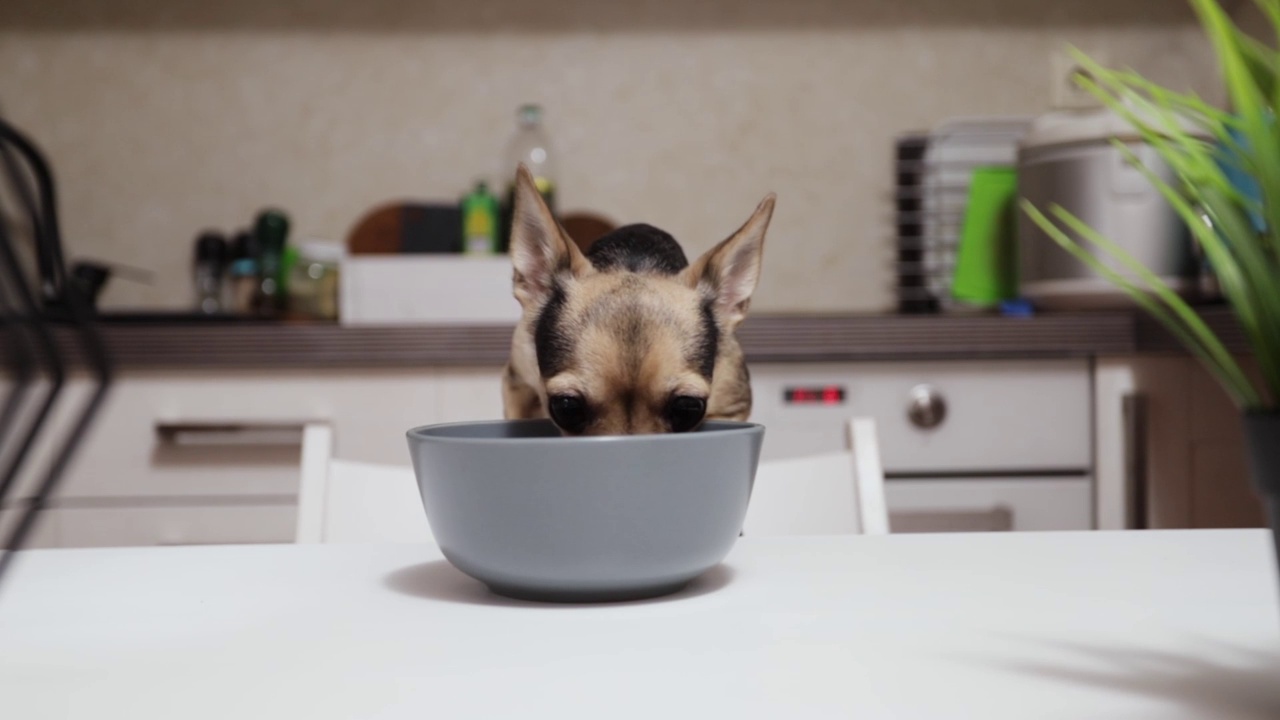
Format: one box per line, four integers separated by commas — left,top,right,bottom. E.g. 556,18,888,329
502,164,775,435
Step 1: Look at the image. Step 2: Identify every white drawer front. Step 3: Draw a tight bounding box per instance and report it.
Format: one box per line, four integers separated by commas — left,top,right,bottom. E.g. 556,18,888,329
52,370,444,498
0,509,61,549
749,360,1092,473
885,477,1093,533
53,505,297,548
54,376,308,498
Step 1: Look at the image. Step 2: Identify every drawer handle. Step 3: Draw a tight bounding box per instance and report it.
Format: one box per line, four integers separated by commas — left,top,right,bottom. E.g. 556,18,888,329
1122,393,1149,530
907,384,947,429
889,505,1014,533
155,422,308,447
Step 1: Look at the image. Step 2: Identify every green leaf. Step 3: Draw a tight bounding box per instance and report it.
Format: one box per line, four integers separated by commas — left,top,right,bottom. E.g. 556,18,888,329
1191,0,1280,240
1103,141,1280,401
1051,206,1265,405
1034,3,1280,410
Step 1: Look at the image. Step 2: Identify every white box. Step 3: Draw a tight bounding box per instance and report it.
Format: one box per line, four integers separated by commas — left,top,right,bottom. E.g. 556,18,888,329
339,256,521,325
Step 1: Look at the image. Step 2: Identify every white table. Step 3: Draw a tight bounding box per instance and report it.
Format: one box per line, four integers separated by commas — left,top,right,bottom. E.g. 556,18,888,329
2,530,1278,719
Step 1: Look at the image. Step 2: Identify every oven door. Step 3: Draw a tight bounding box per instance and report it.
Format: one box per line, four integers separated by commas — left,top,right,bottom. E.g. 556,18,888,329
885,476,1092,533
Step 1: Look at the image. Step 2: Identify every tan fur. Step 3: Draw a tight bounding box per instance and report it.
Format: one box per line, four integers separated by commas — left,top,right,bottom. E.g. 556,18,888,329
502,164,773,435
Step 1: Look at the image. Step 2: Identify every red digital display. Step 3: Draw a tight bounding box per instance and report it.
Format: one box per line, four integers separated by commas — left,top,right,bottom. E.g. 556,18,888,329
784,386,846,405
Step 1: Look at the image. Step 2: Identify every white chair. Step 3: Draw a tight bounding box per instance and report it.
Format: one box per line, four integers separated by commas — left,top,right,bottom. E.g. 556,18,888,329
743,417,890,536
295,424,434,544
295,417,889,544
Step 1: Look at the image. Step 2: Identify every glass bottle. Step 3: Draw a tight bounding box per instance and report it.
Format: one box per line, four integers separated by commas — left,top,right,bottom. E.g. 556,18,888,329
499,104,556,252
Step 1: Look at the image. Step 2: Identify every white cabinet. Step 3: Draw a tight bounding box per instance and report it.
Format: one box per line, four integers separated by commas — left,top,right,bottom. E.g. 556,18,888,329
885,477,1093,532
54,506,298,548
3,366,505,549
4,360,1099,547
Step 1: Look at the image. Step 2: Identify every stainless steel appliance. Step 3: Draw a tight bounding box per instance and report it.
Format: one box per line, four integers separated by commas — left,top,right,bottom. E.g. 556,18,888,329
1016,106,1204,309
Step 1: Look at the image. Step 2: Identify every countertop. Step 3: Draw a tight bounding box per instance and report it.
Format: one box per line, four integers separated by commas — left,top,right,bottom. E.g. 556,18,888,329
3,306,1248,370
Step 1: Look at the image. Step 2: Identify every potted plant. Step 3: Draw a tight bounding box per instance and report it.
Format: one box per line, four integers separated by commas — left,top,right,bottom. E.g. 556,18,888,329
1022,0,1280,558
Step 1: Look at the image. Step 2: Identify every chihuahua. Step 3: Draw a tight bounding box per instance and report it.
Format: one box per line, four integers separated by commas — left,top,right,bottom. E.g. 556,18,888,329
502,164,775,435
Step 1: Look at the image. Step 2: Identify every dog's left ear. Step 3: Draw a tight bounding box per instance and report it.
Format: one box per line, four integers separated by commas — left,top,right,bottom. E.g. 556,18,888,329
683,193,775,330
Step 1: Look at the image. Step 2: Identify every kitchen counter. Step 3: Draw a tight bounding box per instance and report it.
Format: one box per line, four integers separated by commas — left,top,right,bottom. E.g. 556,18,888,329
4,306,1247,370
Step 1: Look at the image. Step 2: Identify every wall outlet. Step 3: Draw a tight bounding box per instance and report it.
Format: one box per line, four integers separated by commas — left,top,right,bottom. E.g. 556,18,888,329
1050,48,1108,110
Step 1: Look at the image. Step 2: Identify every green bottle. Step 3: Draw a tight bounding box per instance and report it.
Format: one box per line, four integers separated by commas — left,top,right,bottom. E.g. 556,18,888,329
461,181,499,255
253,208,290,316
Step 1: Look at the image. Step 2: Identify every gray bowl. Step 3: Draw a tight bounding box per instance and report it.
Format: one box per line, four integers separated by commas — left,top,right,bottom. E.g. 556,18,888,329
405,419,764,603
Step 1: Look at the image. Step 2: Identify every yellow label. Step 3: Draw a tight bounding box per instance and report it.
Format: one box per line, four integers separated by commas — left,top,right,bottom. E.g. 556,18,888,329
464,209,493,237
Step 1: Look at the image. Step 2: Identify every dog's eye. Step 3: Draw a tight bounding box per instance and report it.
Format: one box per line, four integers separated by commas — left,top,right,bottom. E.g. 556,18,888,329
666,395,707,433
548,394,590,434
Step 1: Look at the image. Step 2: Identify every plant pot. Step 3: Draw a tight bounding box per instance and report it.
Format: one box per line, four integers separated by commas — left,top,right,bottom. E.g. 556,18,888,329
1243,411,1280,583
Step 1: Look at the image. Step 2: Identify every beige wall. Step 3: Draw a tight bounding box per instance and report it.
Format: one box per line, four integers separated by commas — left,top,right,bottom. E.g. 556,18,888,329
0,0,1221,313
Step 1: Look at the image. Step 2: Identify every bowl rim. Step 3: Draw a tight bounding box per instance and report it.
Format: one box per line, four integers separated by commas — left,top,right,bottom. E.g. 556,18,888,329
406,418,764,445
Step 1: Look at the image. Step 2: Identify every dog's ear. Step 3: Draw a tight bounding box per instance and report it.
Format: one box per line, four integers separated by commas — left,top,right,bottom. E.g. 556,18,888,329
683,193,774,330
509,164,591,308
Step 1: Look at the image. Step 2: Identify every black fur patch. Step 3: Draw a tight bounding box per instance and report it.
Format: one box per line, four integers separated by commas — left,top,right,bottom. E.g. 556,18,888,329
620,306,647,373
534,281,573,378
618,389,635,434
692,298,718,380
586,224,689,275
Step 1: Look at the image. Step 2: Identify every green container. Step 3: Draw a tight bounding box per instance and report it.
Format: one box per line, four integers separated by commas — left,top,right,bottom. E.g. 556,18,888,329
951,167,1019,308
461,181,500,255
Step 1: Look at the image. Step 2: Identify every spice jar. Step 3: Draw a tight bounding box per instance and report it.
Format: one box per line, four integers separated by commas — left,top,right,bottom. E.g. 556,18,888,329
288,241,342,320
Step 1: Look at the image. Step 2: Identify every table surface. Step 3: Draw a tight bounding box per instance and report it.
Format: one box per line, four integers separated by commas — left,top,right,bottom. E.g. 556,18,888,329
2,530,1278,719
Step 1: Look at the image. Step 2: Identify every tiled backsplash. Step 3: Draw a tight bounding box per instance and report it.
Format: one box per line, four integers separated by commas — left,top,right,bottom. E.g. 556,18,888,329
0,0,1222,312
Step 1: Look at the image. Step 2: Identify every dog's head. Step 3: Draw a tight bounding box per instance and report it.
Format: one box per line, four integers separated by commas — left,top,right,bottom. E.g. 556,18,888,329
508,164,774,435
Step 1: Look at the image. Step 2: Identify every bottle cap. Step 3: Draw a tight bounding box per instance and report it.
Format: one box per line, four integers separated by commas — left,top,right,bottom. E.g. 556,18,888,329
301,240,344,264
254,209,290,252
227,229,248,259
194,231,227,267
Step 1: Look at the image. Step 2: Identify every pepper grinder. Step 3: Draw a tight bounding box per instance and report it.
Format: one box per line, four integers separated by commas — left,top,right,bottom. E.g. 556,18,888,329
193,231,228,315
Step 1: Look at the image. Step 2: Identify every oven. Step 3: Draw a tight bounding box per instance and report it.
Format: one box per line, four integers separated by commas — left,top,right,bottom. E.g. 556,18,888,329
747,360,1093,532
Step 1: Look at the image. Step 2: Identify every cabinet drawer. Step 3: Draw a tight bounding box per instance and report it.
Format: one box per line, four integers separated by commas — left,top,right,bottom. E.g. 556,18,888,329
53,504,297,548
52,370,436,498
51,376,310,499
749,360,1092,472
885,477,1093,532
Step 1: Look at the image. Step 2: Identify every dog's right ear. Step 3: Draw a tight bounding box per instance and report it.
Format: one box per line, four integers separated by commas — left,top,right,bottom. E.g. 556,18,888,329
509,164,591,308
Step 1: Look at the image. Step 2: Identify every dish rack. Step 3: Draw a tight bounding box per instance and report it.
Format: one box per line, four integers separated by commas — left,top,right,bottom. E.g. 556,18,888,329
895,117,1032,313
0,115,113,589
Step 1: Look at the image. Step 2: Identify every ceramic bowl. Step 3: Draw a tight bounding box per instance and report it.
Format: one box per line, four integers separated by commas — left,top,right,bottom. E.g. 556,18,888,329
405,419,764,602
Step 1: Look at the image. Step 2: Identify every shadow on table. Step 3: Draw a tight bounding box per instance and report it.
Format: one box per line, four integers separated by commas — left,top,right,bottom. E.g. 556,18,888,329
383,560,736,609
994,637,1280,720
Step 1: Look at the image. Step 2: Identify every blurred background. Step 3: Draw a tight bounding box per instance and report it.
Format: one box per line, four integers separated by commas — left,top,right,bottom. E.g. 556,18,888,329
0,0,1272,551
0,0,1237,312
